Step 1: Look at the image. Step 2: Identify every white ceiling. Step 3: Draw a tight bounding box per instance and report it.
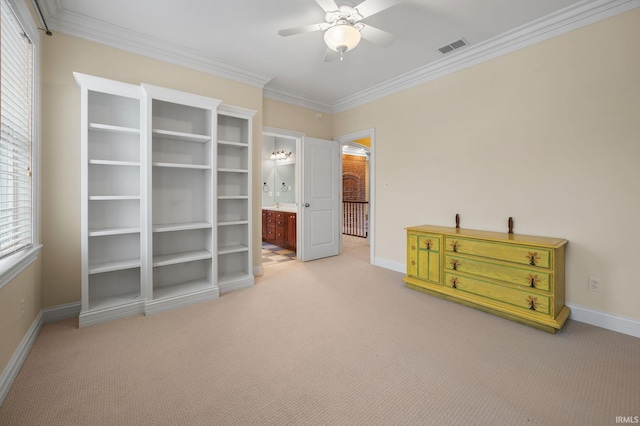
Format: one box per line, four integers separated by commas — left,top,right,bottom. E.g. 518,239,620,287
38,0,637,112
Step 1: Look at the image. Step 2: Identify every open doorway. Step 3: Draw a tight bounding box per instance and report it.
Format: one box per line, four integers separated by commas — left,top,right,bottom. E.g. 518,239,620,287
261,128,303,269
335,129,375,266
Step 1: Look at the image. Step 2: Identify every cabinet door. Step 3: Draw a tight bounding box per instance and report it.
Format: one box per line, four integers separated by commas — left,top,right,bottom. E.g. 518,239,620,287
286,214,296,250
418,250,440,283
262,210,267,240
275,225,286,245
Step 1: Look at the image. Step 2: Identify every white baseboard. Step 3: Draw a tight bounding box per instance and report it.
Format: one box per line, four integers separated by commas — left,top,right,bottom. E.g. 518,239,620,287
42,301,81,324
374,257,405,274
0,311,43,406
79,301,145,328
374,257,640,339
567,303,640,338
253,265,264,277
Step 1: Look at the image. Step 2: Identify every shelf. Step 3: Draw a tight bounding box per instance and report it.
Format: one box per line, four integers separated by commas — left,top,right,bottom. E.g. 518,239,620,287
89,258,141,274
89,195,141,201
89,123,140,135
89,227,140,237
218,140,248,147
153,162,211,170
89,159,140,167
152,129,210,143
152,279,214,301
88,291,142,312
218,220,249,227
218,244,249,255
217,195,249,200
217,168,248,173
153,222,212,233
153,250,212,267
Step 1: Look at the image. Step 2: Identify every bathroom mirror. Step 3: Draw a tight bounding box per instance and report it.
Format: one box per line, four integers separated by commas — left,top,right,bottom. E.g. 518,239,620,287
262,135,296,207
274,164,295,203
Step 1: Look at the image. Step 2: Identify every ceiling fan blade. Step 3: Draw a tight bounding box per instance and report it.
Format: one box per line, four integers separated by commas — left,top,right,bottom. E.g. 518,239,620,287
354,0,402,19
314,0,339,12
323,48,341,62
278,23,328,37
360,24,395,47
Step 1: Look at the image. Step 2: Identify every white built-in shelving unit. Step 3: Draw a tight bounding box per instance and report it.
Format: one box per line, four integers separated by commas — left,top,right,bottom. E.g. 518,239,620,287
76,73,255,326
216,106,255,293
142,84,221,315
76,73,145,326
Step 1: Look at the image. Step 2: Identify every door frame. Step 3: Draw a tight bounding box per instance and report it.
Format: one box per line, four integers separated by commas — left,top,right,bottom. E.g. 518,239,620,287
334,128,375,266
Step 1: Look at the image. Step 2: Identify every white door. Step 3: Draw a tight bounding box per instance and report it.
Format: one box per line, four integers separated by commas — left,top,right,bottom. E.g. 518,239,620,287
300,137,341,261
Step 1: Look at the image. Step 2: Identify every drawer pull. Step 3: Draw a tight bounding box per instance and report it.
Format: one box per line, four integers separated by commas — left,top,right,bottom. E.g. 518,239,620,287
449,259,460,271
527,274,540,288
450,277,458,289
526,251,541,266
411,260,416,266
411,245,416,250
526,296,538,311
450,240,459,253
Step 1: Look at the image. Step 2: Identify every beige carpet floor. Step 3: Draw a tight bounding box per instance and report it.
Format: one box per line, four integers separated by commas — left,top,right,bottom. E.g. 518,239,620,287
1,237,639,425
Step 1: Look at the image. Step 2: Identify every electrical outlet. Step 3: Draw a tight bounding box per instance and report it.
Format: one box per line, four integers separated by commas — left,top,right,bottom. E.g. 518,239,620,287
20,299,25,320
588,277,601,293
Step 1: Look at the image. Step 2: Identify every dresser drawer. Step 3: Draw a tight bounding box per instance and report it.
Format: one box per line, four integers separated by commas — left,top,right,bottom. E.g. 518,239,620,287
444,254,551,291
445,237,551,269
444,273,551,315
418,234,440,251
407,233,441,252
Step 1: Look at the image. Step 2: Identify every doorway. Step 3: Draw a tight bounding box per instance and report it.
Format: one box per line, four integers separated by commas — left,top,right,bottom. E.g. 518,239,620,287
261,127,303,270
335,129,375,266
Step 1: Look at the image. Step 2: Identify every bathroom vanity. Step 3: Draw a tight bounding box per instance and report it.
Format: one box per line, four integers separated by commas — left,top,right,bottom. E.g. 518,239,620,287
262,207,296,251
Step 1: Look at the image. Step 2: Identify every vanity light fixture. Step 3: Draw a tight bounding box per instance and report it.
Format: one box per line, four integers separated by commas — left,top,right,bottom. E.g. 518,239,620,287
270,150,292,160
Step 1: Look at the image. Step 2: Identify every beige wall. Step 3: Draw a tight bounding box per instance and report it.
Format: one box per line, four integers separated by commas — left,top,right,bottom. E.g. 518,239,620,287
40,33,264,307
0,259,42,375
334,9,640,320
263,98,333,140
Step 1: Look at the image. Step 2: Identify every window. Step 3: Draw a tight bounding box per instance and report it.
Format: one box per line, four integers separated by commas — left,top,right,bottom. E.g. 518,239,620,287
0,0,40,287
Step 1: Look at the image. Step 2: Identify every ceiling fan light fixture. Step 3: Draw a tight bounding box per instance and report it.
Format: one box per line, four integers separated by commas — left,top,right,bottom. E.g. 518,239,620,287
324,23,361,54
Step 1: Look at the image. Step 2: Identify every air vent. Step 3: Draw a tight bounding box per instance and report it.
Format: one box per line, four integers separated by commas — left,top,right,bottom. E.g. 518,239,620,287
438,38,468,55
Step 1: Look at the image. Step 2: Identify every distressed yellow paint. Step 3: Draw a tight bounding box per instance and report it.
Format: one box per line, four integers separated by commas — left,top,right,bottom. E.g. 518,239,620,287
404,225,568,332
445,253,551,291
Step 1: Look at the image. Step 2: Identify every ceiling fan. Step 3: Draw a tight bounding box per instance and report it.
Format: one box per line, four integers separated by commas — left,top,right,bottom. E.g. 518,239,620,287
278,0,401,61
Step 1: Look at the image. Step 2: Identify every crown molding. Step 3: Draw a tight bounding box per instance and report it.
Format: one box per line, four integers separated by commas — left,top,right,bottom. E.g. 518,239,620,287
39,0,639,114
262,85,334,114
332,0,640,113
38,0,273,89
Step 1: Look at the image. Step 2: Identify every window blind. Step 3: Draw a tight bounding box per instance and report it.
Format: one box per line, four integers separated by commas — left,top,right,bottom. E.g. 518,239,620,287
0,0,34,259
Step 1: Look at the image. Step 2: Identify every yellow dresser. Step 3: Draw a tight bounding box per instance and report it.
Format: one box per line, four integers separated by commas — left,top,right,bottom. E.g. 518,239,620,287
404,225,569,333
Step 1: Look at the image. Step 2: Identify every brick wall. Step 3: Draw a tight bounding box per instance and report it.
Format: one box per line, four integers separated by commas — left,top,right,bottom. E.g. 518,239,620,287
342,154,366,201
